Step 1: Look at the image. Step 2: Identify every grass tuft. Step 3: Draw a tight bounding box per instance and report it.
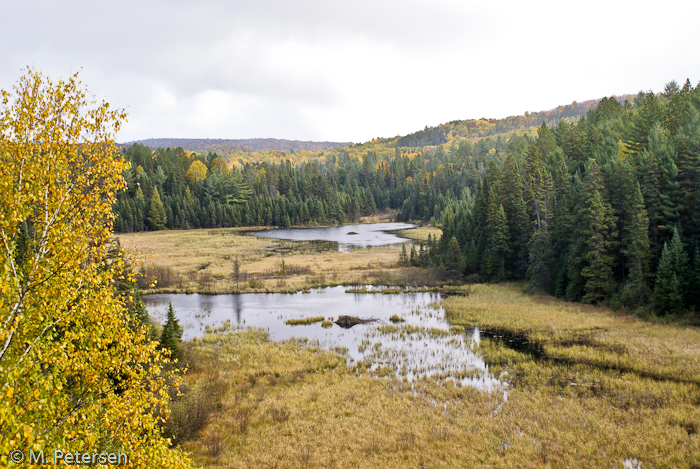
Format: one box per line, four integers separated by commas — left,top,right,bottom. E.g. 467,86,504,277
285,316,325,326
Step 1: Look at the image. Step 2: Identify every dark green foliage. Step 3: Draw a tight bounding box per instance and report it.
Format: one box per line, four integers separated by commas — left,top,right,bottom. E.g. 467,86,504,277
486,189,509,280
159,303,184,359
652,230,689,314
399,243,409,266
147,186,167,230
526,229,552,291
409,244,418,267
445,237,465,279
621,184,652,307
580,191,617,304
427,80,699,314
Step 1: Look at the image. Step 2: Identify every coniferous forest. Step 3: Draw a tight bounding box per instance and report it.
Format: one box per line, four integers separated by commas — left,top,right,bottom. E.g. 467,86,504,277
114,80,700,315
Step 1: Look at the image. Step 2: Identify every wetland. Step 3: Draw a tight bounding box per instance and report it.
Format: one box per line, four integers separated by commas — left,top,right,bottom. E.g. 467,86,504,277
121,226,700,467
146,286,499,389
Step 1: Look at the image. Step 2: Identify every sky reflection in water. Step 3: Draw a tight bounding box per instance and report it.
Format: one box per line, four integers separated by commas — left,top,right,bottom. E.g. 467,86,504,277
145,286,500,389
250,222,418,251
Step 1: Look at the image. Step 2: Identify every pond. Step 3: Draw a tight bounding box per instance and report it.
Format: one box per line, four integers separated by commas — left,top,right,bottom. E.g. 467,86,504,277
145,286,500,389
250,222,417,251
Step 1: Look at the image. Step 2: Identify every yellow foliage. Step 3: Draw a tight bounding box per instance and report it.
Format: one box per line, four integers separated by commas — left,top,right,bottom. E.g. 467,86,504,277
209,157,229,174
0,70,190,467
185,160,207,185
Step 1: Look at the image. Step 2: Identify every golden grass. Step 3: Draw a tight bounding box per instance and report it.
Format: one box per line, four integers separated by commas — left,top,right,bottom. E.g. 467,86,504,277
118,227,409,294
174,284,700,467
396,226,441,242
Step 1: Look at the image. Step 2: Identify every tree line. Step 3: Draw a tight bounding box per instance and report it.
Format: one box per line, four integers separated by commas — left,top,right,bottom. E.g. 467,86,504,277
113,135,509,232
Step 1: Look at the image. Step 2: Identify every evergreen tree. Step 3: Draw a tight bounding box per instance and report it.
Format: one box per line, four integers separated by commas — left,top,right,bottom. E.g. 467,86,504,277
445,236,465,279
580,191,617,304
159,302,183,359
527,230,552,291
690,247,700,310
399,243,409,266
147,186,167,230
410,244,418,266
487,189,509,279
652,229,689,314
498,153,529,278
622,184,651,307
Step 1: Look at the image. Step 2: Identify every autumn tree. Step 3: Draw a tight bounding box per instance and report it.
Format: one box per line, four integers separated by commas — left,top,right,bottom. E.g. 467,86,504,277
185,159,207,185
0,70,190,467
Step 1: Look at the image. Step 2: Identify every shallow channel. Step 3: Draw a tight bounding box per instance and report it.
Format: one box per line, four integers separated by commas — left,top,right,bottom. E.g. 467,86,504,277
145,286,500,389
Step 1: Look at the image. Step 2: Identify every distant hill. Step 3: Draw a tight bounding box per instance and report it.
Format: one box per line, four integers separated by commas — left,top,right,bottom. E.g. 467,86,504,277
119,138,353,153
118,94,636,167
394,95,636,148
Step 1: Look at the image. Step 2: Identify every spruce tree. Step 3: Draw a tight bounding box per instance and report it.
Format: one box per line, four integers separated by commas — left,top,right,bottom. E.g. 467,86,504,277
159,302,183,359
445,236,465,279
487,188,509,280
399,243,409,266
690,247,700,310
580,191,617,304
499,153,530,278
527,230,552,291
622,184,651,306
410,244,418,267
652,229,689,314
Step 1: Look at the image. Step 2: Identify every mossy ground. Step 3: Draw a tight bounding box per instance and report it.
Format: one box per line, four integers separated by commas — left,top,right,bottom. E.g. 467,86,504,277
173,284,700,467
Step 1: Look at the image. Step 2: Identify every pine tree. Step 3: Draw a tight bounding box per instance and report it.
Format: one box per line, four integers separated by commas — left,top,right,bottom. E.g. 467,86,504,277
159,302,183,359
652,229,689,314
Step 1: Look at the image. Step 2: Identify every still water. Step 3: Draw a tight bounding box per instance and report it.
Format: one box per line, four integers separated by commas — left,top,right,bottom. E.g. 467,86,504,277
145,286,500,389
251,222,417,251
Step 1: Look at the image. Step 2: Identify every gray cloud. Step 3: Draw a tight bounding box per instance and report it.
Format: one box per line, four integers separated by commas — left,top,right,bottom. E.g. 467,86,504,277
1,1,699,142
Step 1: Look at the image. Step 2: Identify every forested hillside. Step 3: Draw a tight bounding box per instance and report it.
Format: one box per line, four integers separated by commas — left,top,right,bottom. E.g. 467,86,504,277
438,80,700,314
114,82,699,313
123,137,352,153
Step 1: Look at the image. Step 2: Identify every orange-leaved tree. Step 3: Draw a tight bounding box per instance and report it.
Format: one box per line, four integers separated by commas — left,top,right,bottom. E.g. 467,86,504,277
0,70,190,467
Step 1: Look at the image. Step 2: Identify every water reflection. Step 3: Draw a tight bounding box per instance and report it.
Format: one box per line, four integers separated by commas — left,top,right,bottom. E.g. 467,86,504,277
144,286,500,389
251,222,417,251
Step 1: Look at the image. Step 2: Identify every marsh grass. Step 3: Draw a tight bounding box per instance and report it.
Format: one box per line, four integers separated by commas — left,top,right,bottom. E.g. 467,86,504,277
175,284,700,467
285,316,325,326
120,227,414,294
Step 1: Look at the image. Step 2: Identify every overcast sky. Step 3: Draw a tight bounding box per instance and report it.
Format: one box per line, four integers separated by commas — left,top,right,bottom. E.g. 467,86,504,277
2,1,699,144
